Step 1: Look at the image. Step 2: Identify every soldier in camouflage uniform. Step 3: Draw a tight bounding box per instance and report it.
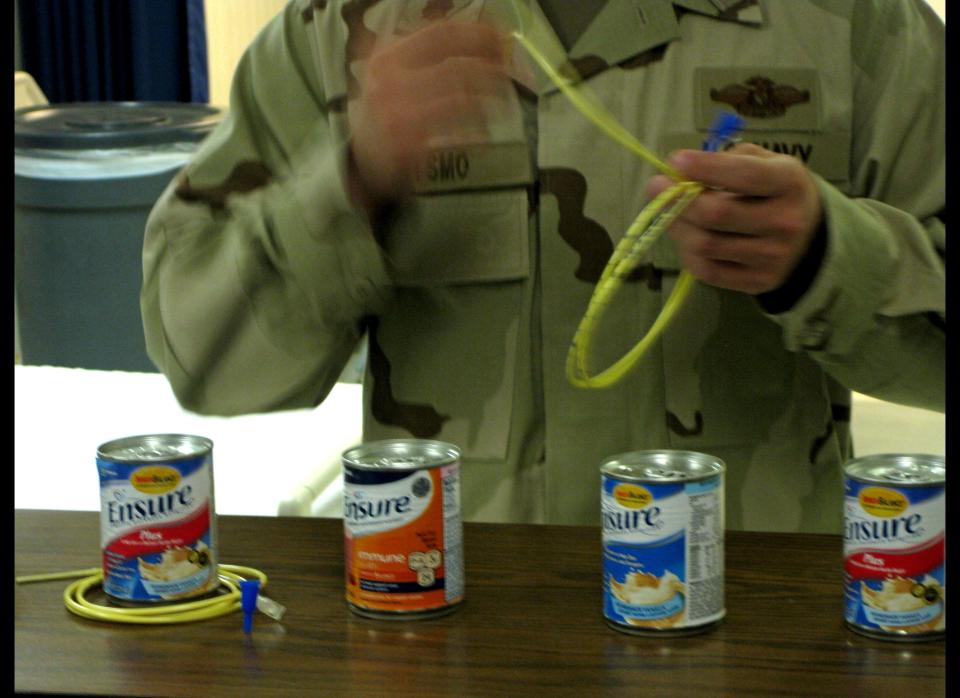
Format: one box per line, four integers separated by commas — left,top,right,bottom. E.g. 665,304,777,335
142,0,944,532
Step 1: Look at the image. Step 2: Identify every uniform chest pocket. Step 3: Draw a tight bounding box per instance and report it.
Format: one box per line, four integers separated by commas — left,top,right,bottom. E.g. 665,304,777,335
385,188,531,286
365,187,532,462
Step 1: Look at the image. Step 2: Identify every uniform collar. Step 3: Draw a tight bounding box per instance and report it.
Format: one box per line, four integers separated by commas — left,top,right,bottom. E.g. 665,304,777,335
518,0,765,94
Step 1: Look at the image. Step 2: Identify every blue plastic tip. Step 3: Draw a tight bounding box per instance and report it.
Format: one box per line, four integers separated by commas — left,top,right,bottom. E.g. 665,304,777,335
705,110,745,152
240,579,260,634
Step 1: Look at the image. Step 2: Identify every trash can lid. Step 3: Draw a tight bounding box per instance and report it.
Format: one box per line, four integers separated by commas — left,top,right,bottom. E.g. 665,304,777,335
14,101,223,150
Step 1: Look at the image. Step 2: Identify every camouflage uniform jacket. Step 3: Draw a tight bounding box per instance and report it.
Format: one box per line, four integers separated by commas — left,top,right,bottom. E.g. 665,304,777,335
142,0,945,532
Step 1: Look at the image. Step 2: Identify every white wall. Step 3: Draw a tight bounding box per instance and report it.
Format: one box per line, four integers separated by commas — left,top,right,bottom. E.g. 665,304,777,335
203,0,288,108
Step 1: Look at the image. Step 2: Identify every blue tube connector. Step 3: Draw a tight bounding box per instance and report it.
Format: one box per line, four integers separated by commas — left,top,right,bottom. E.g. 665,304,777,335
704,110,745,152
240,579,260,634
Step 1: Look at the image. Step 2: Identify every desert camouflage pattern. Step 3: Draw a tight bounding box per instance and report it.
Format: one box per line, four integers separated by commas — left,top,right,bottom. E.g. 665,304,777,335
142,0,945,532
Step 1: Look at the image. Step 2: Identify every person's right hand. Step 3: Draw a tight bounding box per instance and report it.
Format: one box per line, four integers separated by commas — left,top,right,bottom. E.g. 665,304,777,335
347,20,513,211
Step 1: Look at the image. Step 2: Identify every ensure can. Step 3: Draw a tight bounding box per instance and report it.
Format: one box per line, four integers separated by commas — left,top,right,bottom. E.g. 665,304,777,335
342,439,464,619
601,450,725,635
843,454,945,641
96,434,219,604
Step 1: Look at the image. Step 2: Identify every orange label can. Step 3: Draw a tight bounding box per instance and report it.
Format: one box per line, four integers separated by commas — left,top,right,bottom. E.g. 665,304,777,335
342,439,463,619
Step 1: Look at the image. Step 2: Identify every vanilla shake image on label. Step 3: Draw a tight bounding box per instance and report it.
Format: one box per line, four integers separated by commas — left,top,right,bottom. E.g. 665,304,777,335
601,450,725,636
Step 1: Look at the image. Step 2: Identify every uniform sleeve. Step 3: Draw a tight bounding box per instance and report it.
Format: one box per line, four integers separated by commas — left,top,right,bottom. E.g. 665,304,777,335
763,0,945,411
141,1,392,415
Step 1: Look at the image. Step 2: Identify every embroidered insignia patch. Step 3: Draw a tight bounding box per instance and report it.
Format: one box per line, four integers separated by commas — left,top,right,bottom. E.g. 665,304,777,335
710,76,810,118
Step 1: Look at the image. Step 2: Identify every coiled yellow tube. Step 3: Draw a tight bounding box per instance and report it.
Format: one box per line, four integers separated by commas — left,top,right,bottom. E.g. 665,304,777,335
509,4,707,388
17,564,269,625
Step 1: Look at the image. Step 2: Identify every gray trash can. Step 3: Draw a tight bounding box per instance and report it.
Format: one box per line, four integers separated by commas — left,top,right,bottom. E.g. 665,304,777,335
15,102,223,372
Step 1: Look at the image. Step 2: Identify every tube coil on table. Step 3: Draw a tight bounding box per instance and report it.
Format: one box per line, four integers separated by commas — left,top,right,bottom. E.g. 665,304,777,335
16,564,274,625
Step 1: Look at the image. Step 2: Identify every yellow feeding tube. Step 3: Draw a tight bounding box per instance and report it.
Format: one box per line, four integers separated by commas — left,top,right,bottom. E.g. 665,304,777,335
506,1,738,388
16,564,279,626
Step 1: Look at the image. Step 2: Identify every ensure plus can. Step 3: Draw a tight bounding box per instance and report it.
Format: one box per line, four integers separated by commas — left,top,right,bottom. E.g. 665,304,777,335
96,434,219,604
601,450,725,636
843,454,945,641
342,439,464,619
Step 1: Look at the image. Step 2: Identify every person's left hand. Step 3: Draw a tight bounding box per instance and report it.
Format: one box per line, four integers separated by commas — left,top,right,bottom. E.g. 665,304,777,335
645,143,823,295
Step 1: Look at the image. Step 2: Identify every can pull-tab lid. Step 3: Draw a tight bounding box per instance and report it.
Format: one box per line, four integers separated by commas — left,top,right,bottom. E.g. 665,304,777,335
644,467,687,480
883,467,926,483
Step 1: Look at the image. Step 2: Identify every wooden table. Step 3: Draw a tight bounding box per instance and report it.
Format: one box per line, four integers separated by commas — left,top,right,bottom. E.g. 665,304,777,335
15,510,945,697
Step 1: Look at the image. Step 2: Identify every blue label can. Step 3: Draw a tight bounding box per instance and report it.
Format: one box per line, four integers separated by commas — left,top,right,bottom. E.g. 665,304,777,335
601,450,725,636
